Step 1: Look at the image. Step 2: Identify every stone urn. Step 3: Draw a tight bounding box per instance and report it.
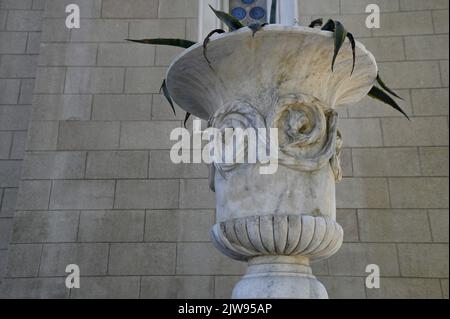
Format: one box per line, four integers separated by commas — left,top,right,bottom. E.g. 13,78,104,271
166,25,378,299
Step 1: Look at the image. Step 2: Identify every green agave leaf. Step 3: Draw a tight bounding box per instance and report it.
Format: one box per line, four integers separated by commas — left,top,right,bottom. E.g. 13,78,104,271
347,32,356,75
309,18,323,28
368,86,410,120
332,21,348,72
321,19,335,31
248,22,268,37
160,80,176,116
270,0,277,24
376,73,403,100
127,38,196,48
184,112,191,128
209,5,244,31
203,29,226,68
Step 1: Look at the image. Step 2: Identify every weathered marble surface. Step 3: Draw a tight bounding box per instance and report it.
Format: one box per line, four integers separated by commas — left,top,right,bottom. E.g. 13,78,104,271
167,26,378,299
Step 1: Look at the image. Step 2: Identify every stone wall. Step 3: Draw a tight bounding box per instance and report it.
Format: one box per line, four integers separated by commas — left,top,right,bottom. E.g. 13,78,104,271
0,0,448,299
0,0,44,289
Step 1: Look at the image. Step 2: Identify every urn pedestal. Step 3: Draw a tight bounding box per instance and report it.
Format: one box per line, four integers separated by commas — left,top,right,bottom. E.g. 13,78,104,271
166,25,378,299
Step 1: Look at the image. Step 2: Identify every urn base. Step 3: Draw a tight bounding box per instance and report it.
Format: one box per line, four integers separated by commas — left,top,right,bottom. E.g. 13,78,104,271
232,256,328,299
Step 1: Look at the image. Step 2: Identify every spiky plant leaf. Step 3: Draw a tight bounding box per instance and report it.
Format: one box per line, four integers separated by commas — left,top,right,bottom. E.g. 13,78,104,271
347,32,356,75
376,73,403,100
184,112,191,128
160,80,176,115
368,86,409,120
321,19,335,31
309,18,323,28
209,5,244,31
332,21,348,72
127,38,196,48
203,29,225,67
248,22,268,37
270,0,277,24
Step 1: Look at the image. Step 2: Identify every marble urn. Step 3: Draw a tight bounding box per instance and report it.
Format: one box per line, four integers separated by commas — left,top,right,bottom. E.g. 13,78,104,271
166,25,378,299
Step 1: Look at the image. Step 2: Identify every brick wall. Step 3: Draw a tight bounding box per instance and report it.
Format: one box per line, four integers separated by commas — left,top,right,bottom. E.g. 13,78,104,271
0,0,448,299
0,0,44,289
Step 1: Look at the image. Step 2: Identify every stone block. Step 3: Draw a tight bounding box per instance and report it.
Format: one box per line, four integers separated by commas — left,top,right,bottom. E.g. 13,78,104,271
373,12,434,36
0,278,68,298
92,95,152,121
50,180,115,210
145,210,213,242
34,67,66,93
109,243,176,275
0,188,18,217
6,244,42,277
367,278,443,299
129,19,186,39
0,105,31,130
0,218,13,249
32,95,92,121
412,89,449,116
358,209,432,242
420,147,449,176
378,61,442,89
70,277,140,299
45,0,101,18
115,180,179,209
125,67,166,93
398,244,449,277
318,276,366,299
78,210,145,242
40,243,109,276
0,54,38,78
158,0,198,18
214,276,241,299
102,0,158,18
0,132,12,159
38,43,97,66
429,210,449,242
0,79,20,103
339,119,383,147
12,211,79,243
16,180,51,211
22,151,86,179
86,151,148,179
337,209,359,242
6,10,43,31
299,0,340,15
120,121,180,150
389,178,449,208
155,46,184,66
433,10,449,34
405,35,449,60
328,243,400,276
352,148,420,177
26,121,59,151
26,32,41,54
98,43,155,67
58,121,120,150
336,178,390,208
176,243,246,275
149,150,209,178
0,32,27,53
70,20,128,42
1,0,32,9
41,19,69,42
179,179,216,209
18,79,36,104
0,161,21,187
9,132,24,160
140,276,214,299
399,0,449,10
65,68,125,94
340,0,399,13
382,117,448,147
359,37,405,62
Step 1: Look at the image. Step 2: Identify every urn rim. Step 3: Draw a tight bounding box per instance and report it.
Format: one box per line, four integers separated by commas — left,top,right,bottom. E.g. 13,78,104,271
166,25,378,120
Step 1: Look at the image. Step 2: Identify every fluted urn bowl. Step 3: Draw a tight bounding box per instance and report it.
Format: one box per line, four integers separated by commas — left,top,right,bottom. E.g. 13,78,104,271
166,25,378,299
